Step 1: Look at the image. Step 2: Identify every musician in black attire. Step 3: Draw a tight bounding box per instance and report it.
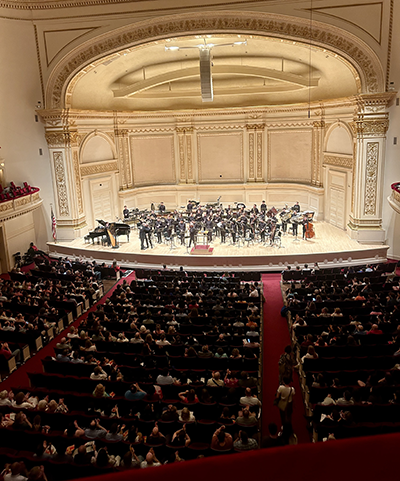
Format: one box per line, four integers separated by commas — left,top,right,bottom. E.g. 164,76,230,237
219,221,227,243
139,222,152,250
302,215,309,240
230,220,237,243
187,201,193,212
292,201,300,213
177,220,186,245
260,200,267,213
123,205,130,219
189,223,197,247
259,219,266,242
155,220,163,243
159,202,166,213
292,219,298,237
206,217,214,243
251,204,259,215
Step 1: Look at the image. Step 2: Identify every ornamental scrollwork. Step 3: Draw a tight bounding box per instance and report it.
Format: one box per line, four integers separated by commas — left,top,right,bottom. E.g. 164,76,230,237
364,142,379,215
80,161,119,176
323,155,353,169
53,152,70,216
350,118,389,137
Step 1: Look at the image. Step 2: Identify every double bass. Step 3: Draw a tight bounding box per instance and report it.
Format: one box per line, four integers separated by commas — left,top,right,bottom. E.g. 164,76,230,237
305,222,315,239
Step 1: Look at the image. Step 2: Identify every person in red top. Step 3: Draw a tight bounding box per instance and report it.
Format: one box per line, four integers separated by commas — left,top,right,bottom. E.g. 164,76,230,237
368,324,383,335
0,342,21,364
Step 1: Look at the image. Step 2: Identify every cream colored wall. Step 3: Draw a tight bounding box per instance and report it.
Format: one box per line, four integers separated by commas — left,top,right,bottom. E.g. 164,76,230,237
0,19,54,252
382,4,400,260
3,213,36,268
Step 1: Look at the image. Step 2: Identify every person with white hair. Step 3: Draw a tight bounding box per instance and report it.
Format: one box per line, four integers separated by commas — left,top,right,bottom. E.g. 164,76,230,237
140,448,161,468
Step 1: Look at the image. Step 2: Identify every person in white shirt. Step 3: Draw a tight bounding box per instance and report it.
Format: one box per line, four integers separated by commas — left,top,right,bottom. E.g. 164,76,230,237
240,388,261,407
249,286,259,298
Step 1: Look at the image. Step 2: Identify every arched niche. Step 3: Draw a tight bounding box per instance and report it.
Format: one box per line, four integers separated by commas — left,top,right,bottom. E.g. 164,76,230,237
45,10,385,109
80,132,116,163
325,122,353,155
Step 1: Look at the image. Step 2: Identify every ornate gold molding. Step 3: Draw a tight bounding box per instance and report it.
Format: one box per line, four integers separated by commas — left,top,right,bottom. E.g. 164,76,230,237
364,142,379,216
323,155,353,170
256,131,263,181
0,194,43,222
47,11,384,108
53,152,70,216
72,151,84,214
80,161,119,177
246,124,265,131
248,132,255,180
178,132,185,182
176,126,194,134
187,135,193,183
350,118,389,137
45,129,80,148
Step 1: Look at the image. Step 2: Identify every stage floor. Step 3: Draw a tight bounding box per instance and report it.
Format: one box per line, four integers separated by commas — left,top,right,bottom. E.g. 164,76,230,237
48,222,389,271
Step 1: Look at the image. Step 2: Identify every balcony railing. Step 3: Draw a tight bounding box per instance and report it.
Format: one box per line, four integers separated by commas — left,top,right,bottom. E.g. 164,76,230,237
388,182,400,214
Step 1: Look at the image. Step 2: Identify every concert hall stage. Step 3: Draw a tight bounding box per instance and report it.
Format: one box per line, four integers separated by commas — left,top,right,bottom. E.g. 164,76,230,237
47,222,388,272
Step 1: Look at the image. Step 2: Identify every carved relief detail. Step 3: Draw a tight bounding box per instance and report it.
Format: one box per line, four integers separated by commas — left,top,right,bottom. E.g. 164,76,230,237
53,151,69,216
178,133,185,182
45,130,81,147
350,118,389,136
364,142,379,215
72,151,83,214
80,161,119,176
248,132,255,180
0,202,13,213
187,135,193,182
323,155,353,169
256,132,263,180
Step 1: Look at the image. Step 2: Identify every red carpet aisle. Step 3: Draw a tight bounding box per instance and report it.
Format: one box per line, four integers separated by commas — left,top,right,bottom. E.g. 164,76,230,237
261,273,310,443
0,271,136,391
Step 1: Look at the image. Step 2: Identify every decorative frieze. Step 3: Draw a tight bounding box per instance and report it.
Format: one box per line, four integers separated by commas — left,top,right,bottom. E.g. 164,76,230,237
350,118,389,137
323,155,353,169
80,161,118,177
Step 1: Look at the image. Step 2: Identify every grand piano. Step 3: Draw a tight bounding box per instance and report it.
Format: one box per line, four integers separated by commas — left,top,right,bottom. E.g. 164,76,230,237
85,219,131,248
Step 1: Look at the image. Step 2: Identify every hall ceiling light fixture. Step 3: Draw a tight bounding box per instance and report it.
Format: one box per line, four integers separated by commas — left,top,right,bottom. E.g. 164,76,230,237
165,37,247,102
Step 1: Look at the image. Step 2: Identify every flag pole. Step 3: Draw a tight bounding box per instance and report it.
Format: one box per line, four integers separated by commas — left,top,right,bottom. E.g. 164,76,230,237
50,203,57,244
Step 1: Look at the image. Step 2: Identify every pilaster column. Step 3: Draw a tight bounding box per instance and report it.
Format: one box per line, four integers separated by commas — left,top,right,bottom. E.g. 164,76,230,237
312,121,325,187
45,125,87,240
246,124,264,182
348,111,389,243
115,129,132,189
176,126,194,184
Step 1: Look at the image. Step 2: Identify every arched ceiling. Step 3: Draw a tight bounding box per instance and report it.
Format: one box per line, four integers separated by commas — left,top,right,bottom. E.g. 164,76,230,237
70,33,359,111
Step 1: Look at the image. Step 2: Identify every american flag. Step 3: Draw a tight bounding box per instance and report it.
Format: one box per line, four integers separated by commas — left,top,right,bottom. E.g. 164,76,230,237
51,206,57,241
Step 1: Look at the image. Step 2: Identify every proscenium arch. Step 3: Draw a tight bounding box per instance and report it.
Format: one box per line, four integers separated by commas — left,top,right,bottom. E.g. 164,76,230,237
46,10,385,109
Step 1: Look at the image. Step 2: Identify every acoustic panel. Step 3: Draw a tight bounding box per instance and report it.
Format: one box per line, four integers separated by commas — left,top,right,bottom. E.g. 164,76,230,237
197,132,243,183
268,129,312,184
130,135,176,186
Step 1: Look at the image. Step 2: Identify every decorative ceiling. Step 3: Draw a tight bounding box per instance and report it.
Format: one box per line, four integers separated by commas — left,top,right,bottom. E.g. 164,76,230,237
70,34,359,111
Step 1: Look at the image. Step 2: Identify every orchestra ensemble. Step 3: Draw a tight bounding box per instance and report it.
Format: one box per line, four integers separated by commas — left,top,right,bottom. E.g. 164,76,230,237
120,199,315,251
